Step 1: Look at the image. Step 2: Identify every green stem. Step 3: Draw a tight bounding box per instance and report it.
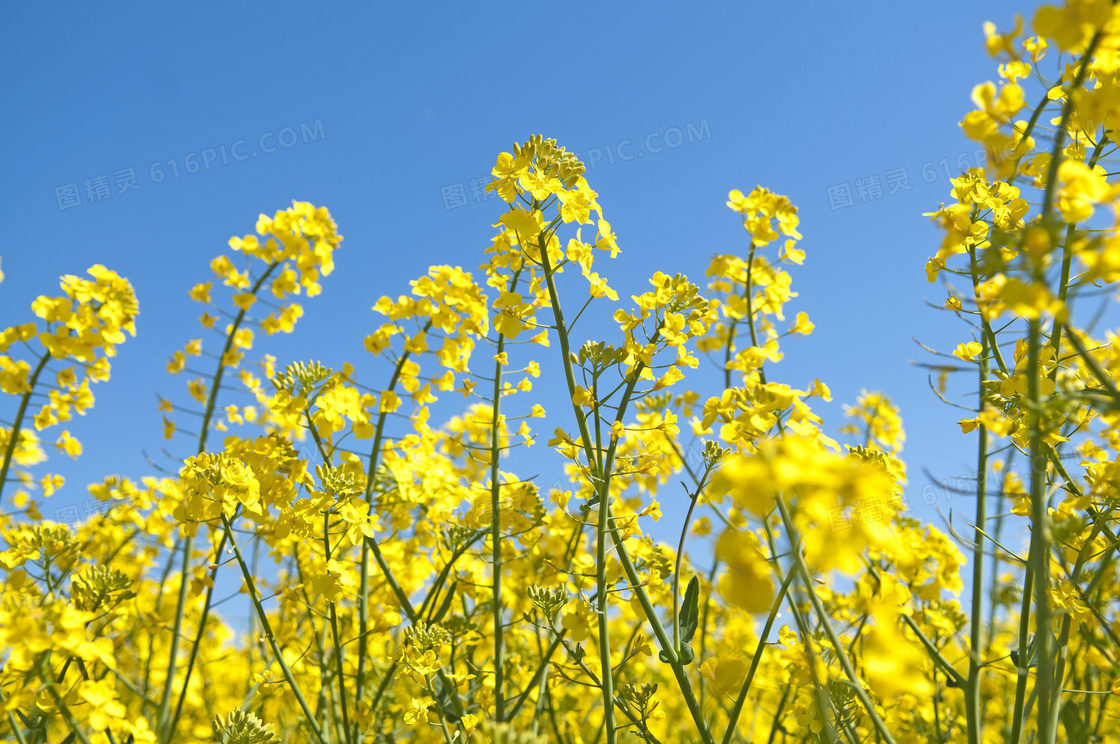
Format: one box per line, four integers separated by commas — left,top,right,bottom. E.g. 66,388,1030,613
0,351,50,509
424,674,457,744
505,635,565,720
721,569,795,744
966,330,992,744
0,686,30,744
157,259,281,743
1027,317,1056,743
605,513,716,744
967,241,1009,377
697,557,720,714
1040,27,1107,222
168,527,232,733
490,271,519,721
38,663,94,744
534,201,709,743
144,535,181,700
356,322,429,717
673,470,711,656
1008,558,1036,743
155,535,194,740
987,452,1014,652
545,617,663,744
774,496,898,744
363,535,466,719
764,517,839,744
324,512,354,744
594,456,617,744
722,318,739,391
764,684,792,744
532,222,617,742
221,513,328,744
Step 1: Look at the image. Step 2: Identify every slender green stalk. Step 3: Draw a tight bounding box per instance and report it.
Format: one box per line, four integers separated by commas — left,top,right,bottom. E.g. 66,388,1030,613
966,330,992,744
416,530,485,620
220,513,328,744
355,321,429,718
697,556,720,714
1004,86,1057,192
155,534,194,740
545,616,664,744
168,528,231,733
38,665,94,744
721,569,795,744
490,270,520,721
1008,560,1036,743
593,461,617,743
722,317,738,391
762,518,839,744
966,240,1010,378
365,659,400,732
506,522,591,723
324,513,354,744
363,535,466,719
0,352,50,509
604,512,716,744
531,222,617,743
506,635,565,720
0,686,30,744
987,451,1014,652
673,471,711,655
764,684,792,744
1027,317,1056,743
774,496,898,744
157,259,281,743
1047,624,1071,739
423,674,457,744
144,535,182,699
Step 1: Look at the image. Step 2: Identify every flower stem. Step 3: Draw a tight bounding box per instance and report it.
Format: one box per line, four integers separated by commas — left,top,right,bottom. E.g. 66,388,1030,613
221,513,328,744
0,351,50,509
490,270,520,721
774,496,898,744
966,329,992,744
721,568,795,744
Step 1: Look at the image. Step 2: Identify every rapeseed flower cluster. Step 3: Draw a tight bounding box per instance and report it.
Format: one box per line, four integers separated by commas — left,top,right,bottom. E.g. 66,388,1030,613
6,4,1120,742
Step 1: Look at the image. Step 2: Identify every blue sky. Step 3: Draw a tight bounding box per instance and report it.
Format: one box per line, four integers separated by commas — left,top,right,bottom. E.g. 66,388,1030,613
1,2,1043,558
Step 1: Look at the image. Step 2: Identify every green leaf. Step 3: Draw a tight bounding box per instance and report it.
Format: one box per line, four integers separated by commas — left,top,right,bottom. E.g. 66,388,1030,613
1061,701,1089,744
679,576,700,644
658,645,696,665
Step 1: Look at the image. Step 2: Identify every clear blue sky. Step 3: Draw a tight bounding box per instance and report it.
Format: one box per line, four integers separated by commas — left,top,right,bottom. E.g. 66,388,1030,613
2,2,1041,554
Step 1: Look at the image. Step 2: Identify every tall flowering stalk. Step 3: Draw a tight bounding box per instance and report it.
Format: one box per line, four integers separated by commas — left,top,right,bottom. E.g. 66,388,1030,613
6,4,1120,742
927,4,1120,742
